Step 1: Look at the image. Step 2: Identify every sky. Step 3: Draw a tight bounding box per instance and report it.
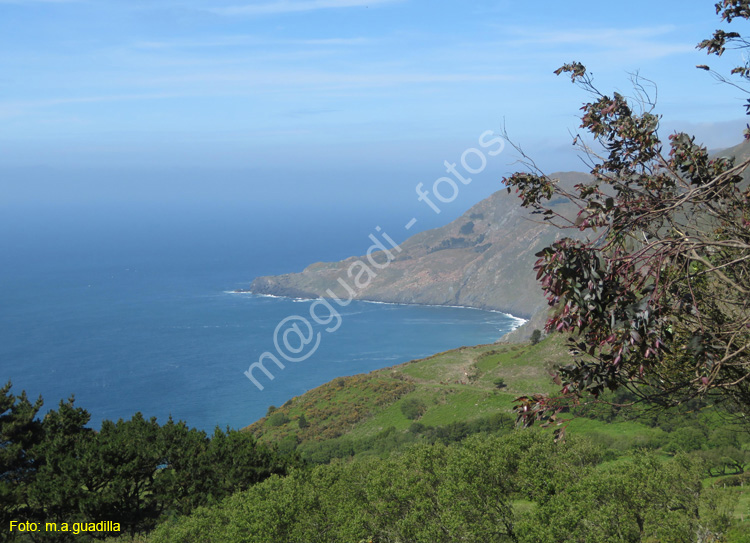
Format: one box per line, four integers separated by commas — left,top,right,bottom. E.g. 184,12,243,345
1,0,749,213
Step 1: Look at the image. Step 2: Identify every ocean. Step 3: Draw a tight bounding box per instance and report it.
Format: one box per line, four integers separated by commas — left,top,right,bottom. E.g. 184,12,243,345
0,202,523,431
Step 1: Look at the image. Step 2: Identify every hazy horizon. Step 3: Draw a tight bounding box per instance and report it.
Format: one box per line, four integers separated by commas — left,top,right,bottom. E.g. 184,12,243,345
2,0,748,215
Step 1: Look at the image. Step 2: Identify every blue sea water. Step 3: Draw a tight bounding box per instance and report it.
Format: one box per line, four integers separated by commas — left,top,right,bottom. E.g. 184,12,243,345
0,202,523,432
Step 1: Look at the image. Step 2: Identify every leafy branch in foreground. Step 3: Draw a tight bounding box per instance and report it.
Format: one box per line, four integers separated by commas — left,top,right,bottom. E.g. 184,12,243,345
507,7,750,426
699,1,750,127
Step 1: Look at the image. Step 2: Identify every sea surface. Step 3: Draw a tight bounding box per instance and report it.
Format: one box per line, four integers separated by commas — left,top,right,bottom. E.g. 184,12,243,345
0,202,524,431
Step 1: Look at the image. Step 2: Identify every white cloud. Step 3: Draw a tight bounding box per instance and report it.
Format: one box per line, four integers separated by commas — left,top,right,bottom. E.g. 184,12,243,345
0,93,178,120
0,68,519,121
210,0,402,16
131,69,519,90
133,36,372,49
505,25,678,45
498,25,695,61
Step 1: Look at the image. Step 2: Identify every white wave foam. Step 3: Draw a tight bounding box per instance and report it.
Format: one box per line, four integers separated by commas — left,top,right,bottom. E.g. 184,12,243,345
359,298,528,323
229,290,528,324
225,291,313,303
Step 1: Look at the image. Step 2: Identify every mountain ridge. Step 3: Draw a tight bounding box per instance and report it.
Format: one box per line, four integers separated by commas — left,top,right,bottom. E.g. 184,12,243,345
244,171,590,321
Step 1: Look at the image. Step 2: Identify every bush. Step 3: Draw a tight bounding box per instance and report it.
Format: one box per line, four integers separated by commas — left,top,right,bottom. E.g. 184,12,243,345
409,422,426,434
277,435,298,455
459,221,474,235
400,398,427,420
530,329,542,345
493,378,507,389
267,412,290,427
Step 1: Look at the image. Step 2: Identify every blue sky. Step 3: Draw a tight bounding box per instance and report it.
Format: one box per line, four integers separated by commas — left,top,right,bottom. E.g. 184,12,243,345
1,0,748,211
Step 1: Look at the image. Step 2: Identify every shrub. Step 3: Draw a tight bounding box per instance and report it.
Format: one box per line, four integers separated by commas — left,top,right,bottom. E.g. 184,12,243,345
400,398,427,420
277,435,298,455
459,221,475,235
409,422,426,434
267,412,290,427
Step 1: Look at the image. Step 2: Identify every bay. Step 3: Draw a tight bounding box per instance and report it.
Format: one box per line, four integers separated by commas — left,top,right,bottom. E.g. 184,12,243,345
0,202,522,431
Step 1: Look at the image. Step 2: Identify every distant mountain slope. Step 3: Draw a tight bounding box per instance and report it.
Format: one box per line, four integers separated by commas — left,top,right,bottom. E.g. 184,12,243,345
246,139,750,326
716,137,750,164
247,172,589,319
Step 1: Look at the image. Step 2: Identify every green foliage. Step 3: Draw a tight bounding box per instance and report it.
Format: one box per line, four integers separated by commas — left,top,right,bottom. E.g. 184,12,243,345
246,341,592,463
147,431,535,542
663,426,708,454
0,384,295,542
519,452,730,542
0,382,44,531
409,422,425,434
266,412,290,427
493,377,508,389
529,329,542,345
147,430,737,543
8,344,747,542
570,391,750,479
28,397,94,539
296,412,515,464
244,373,415,444
297,413,308,429
400,398,427,420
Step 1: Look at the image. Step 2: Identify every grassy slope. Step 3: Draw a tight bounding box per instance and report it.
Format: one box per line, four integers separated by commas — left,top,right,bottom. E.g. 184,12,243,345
241,334,749,530
243,336,565,445
244,334,687,456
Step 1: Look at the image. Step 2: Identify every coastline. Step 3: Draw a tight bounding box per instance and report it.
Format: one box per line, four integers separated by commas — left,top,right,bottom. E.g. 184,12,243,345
230,289,529,331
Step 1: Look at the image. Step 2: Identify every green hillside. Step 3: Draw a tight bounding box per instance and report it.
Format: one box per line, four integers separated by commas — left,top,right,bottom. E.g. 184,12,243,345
243,337,566,455
139,335,749,543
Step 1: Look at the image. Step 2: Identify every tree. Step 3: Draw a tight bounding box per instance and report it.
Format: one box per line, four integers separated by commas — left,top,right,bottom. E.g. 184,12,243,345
78,414,165,537
28,397,95,540
203,427,291,499
518,452,731,542
508,2,750,426
146,430,607,543
0,382,296,542
152,417,214,517
0,382,43,534
400,398,427,420
267,412,290,427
